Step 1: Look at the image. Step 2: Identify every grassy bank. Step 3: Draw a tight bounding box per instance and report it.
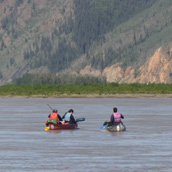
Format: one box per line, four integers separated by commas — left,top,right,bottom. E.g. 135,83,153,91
0,83,172,97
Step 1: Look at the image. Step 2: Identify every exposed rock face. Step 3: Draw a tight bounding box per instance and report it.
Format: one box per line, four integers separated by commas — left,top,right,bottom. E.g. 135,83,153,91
102,64,124,83
100,65,136,83
120,66,136,83
136,47,172,84
80,65,101,77
80,47,172,84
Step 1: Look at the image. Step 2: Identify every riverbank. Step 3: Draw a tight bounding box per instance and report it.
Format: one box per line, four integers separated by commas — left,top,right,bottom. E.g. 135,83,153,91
1,93,172,98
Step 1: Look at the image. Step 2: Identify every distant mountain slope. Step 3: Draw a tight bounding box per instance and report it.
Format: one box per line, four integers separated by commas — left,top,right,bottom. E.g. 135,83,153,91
101,46,172,83
0,0,74,84
0,0,172,85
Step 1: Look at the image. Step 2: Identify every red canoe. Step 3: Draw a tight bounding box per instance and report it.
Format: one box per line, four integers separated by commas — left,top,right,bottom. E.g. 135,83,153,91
45,122,78,130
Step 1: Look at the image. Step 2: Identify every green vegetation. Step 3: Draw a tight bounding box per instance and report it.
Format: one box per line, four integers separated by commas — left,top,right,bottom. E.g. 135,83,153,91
0,70,3,79
0,83,171,97
12,73,107,85
72,0,156,53
15,0,24,7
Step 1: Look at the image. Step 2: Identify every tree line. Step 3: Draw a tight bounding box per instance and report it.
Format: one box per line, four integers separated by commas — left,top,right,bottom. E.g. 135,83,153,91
12,73,107,85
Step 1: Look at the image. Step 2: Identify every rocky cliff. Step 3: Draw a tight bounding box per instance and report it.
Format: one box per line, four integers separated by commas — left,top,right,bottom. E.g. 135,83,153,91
80,47,172,84
135,47,172,83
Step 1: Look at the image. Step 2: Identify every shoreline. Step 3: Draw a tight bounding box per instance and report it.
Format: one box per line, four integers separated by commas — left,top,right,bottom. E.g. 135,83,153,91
1,94,172,98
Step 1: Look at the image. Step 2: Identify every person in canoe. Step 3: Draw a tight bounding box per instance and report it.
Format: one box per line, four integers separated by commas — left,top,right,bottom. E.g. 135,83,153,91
47,109,62,125
110,107,124,126
62,109,76,124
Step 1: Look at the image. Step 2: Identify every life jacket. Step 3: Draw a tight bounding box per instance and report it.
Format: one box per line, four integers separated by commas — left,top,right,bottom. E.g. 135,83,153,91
49,112,59,123
63,112,71,122
113,112,121,123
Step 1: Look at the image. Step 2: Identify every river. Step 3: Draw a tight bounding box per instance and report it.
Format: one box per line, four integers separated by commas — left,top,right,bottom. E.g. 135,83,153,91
0,97,171,172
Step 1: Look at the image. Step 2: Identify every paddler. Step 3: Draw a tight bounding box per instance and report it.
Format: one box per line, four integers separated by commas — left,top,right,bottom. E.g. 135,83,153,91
48,109,62,124
62,109,76,124
110,107,124,126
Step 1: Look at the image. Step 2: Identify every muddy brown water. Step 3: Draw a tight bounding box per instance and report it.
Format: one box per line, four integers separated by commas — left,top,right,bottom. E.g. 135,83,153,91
0,97,172,172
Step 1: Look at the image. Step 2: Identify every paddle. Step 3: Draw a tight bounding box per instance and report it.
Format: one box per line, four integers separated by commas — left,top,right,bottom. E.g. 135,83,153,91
45,127,50,131
47,104,53,110
76,118,85,122
100,124,108,130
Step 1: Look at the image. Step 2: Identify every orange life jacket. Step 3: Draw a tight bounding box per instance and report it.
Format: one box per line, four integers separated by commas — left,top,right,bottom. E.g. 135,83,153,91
49,112,59,123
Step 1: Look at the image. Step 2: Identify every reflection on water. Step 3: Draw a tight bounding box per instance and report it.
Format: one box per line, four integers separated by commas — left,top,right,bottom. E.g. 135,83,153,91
0,97,172,172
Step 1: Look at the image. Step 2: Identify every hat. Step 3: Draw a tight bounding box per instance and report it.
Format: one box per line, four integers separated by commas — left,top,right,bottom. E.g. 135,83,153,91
68,109,74,113
53,109,58,113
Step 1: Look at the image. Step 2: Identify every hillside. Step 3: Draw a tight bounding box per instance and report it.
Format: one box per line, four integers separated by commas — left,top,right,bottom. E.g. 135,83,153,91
81,46,172,83
0,0,172,85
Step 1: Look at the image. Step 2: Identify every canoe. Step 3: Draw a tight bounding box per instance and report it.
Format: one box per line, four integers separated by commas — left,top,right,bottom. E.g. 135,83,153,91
44,118,85,131
100,121,126,132
45,122,78,131
106,123,126,132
